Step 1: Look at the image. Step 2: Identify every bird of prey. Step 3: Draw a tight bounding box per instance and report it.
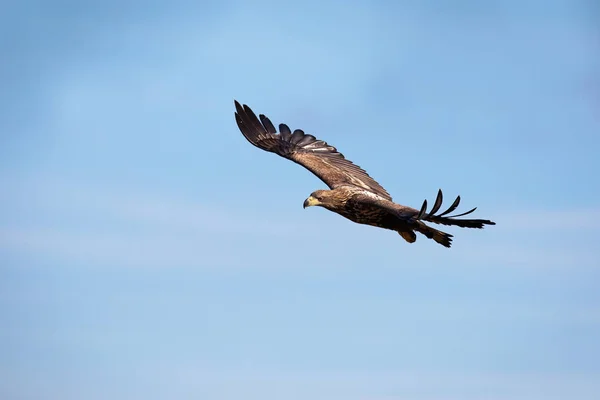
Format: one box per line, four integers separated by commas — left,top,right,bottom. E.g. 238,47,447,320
234,101,495,247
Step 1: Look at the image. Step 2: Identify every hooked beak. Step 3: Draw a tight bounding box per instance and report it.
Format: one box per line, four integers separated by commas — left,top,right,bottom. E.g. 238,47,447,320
303,196,320,209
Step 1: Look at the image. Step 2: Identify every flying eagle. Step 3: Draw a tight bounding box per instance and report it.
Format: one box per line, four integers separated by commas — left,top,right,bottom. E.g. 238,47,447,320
234,101,495,247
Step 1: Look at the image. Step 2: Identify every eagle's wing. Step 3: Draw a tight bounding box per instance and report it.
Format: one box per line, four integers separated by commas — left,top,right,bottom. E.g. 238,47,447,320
234,101,392,201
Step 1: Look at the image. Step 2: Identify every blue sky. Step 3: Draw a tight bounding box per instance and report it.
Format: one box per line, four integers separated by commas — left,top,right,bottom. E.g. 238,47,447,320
1,0,599,399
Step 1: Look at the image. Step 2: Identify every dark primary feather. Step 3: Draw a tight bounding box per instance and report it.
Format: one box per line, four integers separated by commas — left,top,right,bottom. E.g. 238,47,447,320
416,189,496,229
234,100,392,200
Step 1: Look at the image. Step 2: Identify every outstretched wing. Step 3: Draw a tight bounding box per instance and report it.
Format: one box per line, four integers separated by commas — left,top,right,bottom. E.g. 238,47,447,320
234,100,392,201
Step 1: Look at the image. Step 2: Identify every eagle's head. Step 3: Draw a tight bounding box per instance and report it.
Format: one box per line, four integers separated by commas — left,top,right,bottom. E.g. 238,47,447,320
303,189,342,210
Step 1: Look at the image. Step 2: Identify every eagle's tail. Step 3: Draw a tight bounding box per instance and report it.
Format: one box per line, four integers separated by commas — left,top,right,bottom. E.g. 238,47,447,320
398,224,453,248
414,222,453,248
416,189,496,229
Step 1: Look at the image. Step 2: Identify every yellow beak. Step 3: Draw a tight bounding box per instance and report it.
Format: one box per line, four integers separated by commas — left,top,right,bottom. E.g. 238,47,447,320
303,196,320,209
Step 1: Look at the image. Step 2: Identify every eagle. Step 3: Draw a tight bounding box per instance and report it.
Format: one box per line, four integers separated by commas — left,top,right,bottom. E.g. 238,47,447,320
234,101,495,247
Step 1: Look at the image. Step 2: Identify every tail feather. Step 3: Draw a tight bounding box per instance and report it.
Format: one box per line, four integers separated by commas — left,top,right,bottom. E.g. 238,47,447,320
417,189,496,229
398,224,454,248
415,222,454,248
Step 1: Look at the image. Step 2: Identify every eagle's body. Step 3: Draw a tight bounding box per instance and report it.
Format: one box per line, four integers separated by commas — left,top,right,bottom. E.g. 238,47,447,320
308,186,412,230
234,101,495,247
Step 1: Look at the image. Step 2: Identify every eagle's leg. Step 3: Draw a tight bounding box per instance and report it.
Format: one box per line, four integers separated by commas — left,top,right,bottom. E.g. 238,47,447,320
398,231,417,243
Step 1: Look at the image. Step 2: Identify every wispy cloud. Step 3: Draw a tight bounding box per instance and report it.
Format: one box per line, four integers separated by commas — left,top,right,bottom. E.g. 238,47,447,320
2,360,599,400
186,369,600,400
2,176,599,269
32,364,597,400
2,175,307,233
0,177,320,267
493,209,600,230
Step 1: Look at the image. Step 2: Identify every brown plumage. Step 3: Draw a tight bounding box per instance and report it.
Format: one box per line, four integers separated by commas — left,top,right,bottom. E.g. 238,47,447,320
234,100,495,248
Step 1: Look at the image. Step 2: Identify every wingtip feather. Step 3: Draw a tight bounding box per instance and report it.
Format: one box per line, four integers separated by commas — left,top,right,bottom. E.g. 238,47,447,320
417,199,427,220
